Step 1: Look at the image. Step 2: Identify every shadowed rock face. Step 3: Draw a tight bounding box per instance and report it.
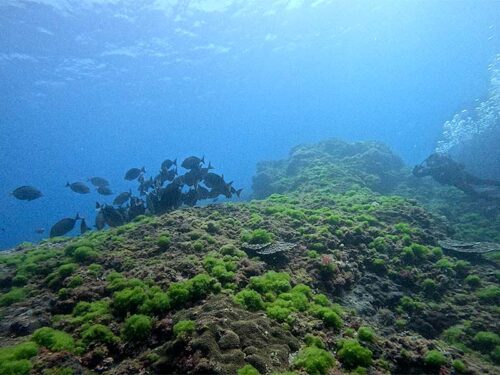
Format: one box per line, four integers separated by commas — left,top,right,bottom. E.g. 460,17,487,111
439,239,500,254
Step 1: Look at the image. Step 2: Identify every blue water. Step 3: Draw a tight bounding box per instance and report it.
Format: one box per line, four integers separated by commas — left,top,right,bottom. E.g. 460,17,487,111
1,1,499,249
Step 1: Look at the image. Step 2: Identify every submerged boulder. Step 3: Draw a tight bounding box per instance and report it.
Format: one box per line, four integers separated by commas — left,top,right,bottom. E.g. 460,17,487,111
439,239,500,254
154,295,299,374
252,139,406,198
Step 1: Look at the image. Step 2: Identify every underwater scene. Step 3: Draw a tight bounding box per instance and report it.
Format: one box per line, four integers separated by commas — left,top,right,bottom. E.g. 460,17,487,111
1,1,499,374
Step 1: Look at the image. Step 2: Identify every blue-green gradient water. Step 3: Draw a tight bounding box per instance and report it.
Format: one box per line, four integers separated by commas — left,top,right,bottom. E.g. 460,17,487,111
1,0,499,249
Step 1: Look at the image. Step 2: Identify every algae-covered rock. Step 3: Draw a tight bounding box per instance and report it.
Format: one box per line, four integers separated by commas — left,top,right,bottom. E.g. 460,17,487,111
154,295,299,374
253,139,405,198
0,138,499,375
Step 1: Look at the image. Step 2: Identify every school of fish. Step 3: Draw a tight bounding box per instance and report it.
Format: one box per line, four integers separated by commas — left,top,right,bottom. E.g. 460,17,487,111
10,156,242,238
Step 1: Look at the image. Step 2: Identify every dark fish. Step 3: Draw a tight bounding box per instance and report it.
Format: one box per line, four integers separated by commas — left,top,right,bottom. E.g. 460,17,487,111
208,181,232,199
154,173,166,188
154,181,183,213
181,156,204,170
128,197,146,220
203,173,225,189
199,162,214,177
184,169,202,187
124,167,145,181
66,182,90,194
164,168,177,182
146,193,156,215
50,214,81,237
208,188,221,199
196,185,210,200
95,209,106,230
11,186,43,201
222,183,233,198
0,227,5,232
80,218,90,234
113,190,132,206
183,189,198,207
138,177,154,194
231,187,243,198
161,158,177,171
102,205,125,227
34,228,45,234
97,186,113,196
88,176,110,187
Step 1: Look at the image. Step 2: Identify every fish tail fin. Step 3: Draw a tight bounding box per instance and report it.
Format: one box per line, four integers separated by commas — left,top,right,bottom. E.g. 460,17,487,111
141,167,146,173
95,202,101,210
173,158,177,166
201,156,205,164
236,188,243,198
208,161,213,169
75,213,81,220
66,182,70,187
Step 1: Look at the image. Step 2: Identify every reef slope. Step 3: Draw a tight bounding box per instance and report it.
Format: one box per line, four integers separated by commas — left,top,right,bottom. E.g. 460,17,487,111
1,139,499,375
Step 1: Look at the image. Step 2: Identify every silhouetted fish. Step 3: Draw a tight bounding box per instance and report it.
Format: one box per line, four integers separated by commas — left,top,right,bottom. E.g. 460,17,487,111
113,190,132,206
88,176,110,187
128,196,146,220
50,214,80,237
161,158,177,171
102,205,125,227
199,162,214,177
183,189,198,206
231,186,243,198
124,167,145,180
80,218,90,234
163,168,177,182
66,182,90,194
181,156,204,170
203,173,225,189
138,177,154,195
97,186,113,196
196,185,210,200
12,186,43,201
208,187,220,199
184,169,202,187
146,193,156,215
34,228,45,234
95,209,106,230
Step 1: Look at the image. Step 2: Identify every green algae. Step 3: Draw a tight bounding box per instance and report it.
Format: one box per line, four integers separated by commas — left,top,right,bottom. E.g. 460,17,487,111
293,345,335,375
0,139,499,374
32,327,75,352
173,320,196,339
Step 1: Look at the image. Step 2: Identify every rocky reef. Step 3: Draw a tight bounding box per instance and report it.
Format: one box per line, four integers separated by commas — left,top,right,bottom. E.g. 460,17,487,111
1,139,499,375
253,139,500,243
